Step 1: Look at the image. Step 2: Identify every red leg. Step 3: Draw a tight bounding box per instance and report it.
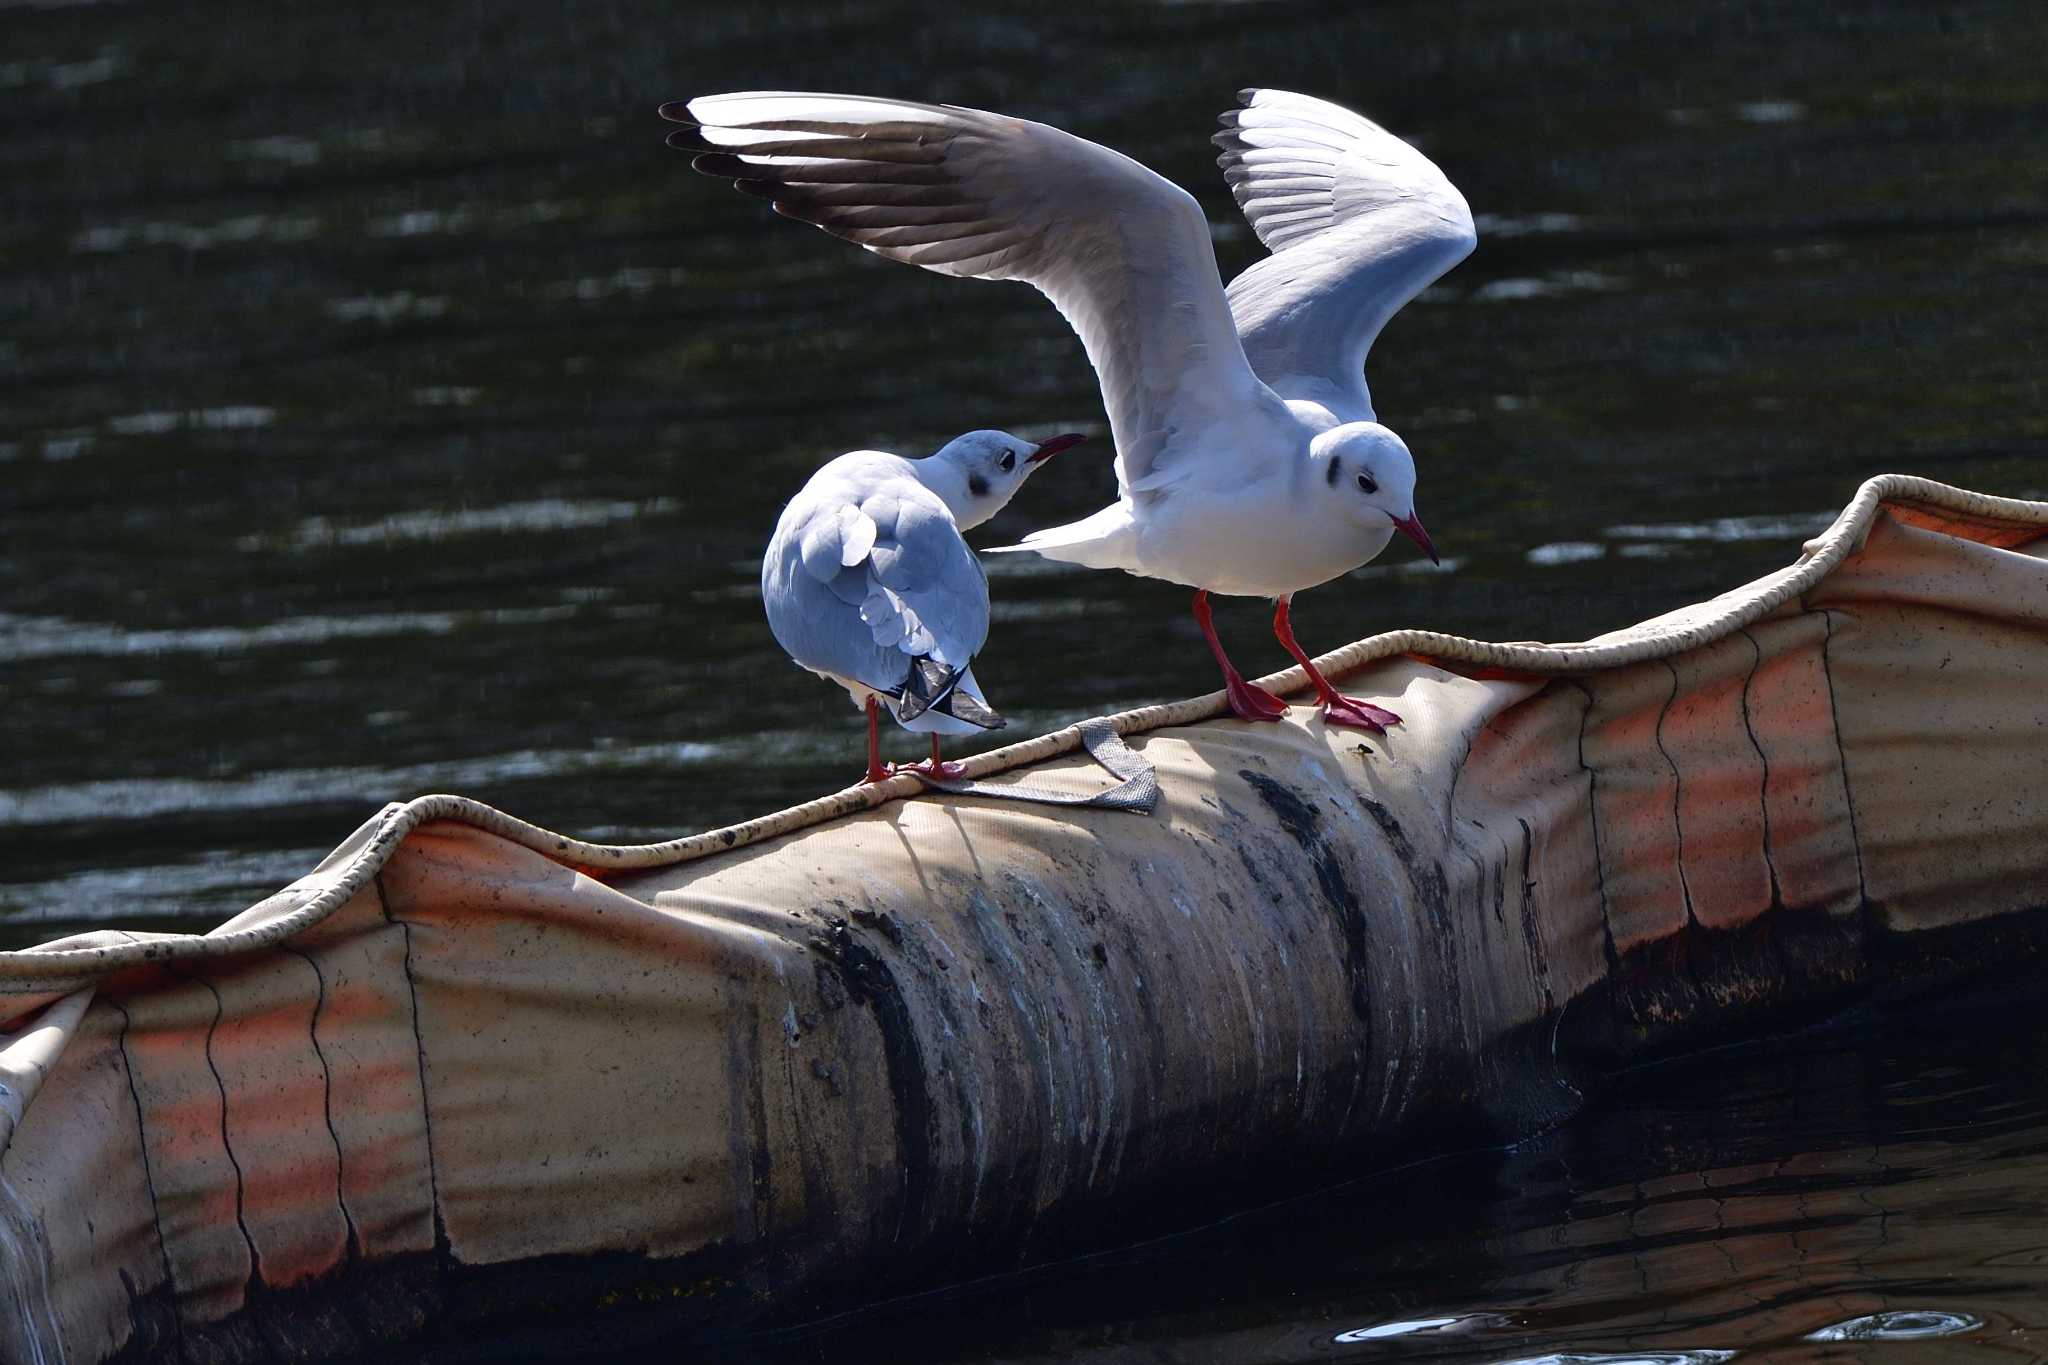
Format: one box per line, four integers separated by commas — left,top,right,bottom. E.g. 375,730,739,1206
893,733,967,782
1273,596,1403,732
1194,589,1288,722
861,696,890,784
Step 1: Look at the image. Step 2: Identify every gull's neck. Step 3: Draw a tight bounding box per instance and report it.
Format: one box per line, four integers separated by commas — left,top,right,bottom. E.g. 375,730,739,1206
911,454,990,531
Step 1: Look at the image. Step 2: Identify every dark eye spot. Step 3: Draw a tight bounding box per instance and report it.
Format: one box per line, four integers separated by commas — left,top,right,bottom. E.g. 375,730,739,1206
998,450,1016,473
1325,455,1341,487
968,474,990,498
1356,472,1378,495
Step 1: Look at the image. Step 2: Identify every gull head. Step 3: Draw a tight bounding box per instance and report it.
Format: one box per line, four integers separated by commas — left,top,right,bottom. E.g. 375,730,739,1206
1311,422,1437,565
925,428,1086,532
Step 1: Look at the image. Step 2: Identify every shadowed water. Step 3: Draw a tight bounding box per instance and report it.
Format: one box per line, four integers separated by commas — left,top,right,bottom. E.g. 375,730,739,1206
2,1,2047,1359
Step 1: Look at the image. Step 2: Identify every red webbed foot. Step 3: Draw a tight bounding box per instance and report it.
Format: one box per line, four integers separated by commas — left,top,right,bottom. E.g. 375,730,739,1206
893,757,968,782
1194,588,1291,724
1226,675,1291,723
892,735,965,783
1318,694,1402,733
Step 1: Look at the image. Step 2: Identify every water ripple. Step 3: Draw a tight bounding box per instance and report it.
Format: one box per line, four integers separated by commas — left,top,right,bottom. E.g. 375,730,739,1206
0,846,329,921
259,497,678,549
1334,1312,1494,1342
1604,512,1835,543
0,740,723,828
1805,1309,1985,1341
1489,1353,1737,1365
0,606,581,662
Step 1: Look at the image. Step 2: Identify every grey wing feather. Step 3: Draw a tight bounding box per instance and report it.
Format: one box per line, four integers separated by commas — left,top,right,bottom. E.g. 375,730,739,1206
798,502,878,580
860,495,988,670
1216,89,1476,420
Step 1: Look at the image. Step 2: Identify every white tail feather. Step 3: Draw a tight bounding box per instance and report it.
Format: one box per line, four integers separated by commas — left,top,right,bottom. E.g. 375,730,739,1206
984,505,1139,570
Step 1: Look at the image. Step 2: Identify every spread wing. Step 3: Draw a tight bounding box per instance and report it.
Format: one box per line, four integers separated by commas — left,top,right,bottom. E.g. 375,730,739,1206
766,470,988,703
667,91,1289,494
1216,88,1476,421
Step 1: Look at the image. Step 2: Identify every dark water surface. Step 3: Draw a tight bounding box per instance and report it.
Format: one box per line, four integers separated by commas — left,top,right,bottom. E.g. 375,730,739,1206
3,0,2047,1358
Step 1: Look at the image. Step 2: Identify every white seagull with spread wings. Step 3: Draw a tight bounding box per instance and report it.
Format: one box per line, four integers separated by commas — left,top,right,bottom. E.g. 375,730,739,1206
669,88,1473,730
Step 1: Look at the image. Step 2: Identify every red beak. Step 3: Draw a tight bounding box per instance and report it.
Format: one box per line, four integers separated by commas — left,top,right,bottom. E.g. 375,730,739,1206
1029,432,1088,464
1392,510,1439,564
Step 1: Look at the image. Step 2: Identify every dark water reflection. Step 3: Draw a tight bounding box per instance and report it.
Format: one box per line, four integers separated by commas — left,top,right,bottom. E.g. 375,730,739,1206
709,990,2048,1364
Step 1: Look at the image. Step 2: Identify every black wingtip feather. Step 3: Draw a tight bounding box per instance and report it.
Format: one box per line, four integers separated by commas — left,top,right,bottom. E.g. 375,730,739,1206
667,126,711,152
687,150,746,175
895,658,1005,731
1237,87,1259,105
898,657,962,724
943,690,1005,730
1216,109,1243,129
656,100,698,124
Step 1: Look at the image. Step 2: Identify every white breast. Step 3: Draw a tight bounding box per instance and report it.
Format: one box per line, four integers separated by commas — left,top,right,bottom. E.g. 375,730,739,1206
1132,474,1393,598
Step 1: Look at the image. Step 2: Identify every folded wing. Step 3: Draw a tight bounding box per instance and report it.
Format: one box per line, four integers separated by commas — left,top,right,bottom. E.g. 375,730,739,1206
775,476,990,717
1216,88,1476,421
669,91,1285,494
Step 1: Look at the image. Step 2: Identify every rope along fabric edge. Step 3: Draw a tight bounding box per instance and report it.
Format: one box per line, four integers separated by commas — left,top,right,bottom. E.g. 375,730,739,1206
3,474,2041,985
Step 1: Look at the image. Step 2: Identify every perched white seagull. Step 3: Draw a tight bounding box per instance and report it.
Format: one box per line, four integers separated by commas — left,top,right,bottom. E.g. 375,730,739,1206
762,428,1084,785
666,88,1473,730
